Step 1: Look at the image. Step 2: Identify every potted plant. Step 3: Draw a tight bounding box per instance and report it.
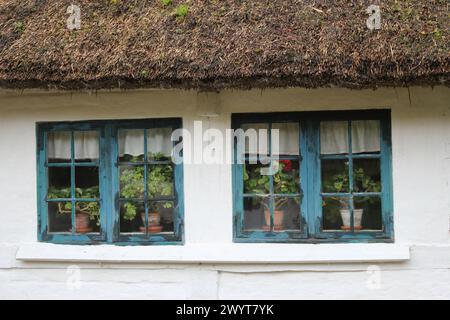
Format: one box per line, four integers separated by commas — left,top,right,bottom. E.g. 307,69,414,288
48,187,100,233
244,160,299,231
120,152,173,233
322,166,381,230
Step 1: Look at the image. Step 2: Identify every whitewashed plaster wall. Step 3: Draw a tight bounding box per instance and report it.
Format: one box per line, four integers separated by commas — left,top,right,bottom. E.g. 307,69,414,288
0,86,449,299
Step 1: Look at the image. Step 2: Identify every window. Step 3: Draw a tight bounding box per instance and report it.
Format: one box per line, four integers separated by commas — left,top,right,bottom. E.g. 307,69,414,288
232,110,393,243
37,119,184,245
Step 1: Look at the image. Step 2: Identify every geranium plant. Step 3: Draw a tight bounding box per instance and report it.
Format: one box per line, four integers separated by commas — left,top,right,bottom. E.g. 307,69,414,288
243,160,300,209
48,186,100,225
322,166,381,206
322,165,381,227
121,152,174,221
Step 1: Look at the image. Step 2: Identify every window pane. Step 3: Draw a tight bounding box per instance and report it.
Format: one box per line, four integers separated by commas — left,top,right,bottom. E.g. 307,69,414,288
148,164,174,199
47,131,71,163
244,161,271,195
273,159,300,194
74,202,100,234
48,167,71,198
240,123,269,157
274,196,301,232
148,201,175,233
148,127,173,161
48,202,72,233
120,201,145,233
120,166,145,199
320,121,348,155
322,196,351,231
353,158,381,193
75,167,100,198
354,196,382,231
243,197,269,231
272,122,299,156
351,120,380,154
321,159,349,193
74,131,99,162
118,129,144,162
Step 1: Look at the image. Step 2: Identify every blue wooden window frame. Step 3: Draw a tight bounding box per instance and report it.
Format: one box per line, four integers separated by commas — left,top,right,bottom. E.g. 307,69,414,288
37,118,184,245
232,110,394,243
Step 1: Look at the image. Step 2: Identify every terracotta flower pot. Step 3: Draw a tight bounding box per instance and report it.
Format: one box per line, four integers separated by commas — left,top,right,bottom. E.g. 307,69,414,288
340,209,363,230
140,212,163,233
264,210,285,231
75,211,92,233
141,212,161,226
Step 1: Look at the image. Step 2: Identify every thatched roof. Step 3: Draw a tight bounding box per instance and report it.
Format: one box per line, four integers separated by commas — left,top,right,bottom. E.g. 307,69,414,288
0,0,448,90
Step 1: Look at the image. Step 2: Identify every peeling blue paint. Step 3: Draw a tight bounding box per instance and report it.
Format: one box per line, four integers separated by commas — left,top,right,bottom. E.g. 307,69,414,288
36,118,184,245
232,110,394,243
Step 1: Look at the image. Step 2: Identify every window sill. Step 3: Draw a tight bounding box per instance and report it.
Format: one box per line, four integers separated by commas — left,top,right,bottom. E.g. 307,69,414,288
16,243,410,264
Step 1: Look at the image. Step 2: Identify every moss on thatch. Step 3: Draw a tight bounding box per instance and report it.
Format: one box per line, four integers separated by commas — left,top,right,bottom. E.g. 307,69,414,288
0,0,448,90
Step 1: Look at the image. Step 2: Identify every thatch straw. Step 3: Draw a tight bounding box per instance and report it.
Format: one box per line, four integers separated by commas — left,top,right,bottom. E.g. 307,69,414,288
0,0,448,90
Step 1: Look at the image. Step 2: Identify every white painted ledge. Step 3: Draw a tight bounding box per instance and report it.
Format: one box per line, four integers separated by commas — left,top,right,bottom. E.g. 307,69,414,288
16,243,410,264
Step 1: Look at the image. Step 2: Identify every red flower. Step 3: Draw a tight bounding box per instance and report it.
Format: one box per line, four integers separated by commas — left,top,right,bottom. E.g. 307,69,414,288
280,160,292,173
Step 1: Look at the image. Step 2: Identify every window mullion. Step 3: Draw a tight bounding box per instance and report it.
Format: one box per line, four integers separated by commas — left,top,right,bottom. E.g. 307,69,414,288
143,129,149,236
109,125,121,242
348,120,354,232
305,120,320,237
380,118,394,238
70,131,76,235
268,123,274,232
101,125,113,243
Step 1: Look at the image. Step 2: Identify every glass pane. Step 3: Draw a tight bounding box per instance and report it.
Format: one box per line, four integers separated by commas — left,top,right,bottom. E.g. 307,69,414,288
244,161,271,195
274,159,300,194
74,131,99,162
274,196,301,232
148,201,175,233
321,159,349,193
48,202,72,233
148,127,173,161
322,196,351,231
243,197,269,231
148,164,174,198
74,202,100,234
120,201,145,233
351,120,380,154
118,129,144,162
240,123,269,158
120,166,145,199
75,167,99,198
47,131,71,163
272,123,299,156
48,167,71,199
353,158,381,193
320,121,348,155
354,196,382,231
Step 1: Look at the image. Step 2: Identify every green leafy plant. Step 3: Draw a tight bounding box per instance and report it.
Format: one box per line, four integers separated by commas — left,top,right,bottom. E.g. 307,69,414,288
174,4,189,18
48,187,100,225
322,166,381,205
161,0,172,6
322,166,381,224
121,152,173,221
244,160,299,210
14,21,24,33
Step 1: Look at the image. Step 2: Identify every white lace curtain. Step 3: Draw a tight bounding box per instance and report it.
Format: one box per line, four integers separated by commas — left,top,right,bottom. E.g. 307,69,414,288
47,128,172,160
320,120,380,154
47,122,380,160
47,131,99,160
118,128,172,157
242,123,300,156
242,120,380,156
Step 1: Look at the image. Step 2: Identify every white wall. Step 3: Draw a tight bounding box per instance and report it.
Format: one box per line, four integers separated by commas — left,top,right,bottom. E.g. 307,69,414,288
0,86,449,299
